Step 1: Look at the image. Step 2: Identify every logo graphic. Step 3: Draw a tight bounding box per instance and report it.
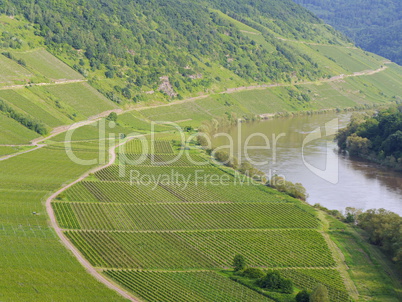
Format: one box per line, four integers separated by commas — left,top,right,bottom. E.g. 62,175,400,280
302,118,339,184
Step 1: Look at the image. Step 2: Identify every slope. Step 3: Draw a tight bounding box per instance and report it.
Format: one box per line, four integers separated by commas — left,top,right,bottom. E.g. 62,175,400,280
0,1,401,301
293,0,402,65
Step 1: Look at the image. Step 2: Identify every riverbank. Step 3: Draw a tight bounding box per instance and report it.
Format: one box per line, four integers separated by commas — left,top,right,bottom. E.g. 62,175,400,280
336,106,402,172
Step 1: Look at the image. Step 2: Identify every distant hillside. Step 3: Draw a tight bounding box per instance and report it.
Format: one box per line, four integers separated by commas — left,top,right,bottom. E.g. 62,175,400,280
1,0,402,144
0,0,349,104
293,0,402,65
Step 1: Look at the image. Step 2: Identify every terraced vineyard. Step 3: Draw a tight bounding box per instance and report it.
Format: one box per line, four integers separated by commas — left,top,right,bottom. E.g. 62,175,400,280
65,229,335,269
51,139,350,301
281,269,351,302
104,270,275,302
54,202,319,231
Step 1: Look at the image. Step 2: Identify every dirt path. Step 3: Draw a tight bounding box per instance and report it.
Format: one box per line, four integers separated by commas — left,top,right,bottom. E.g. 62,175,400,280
131,94,210,112
45,136,140,302
31,109,123,145
33,63,389,300
223,65,388,94
240,30,260,35
127,65,389,114
317,212,359,300
0,79,87,91
0,144,45,162
276,37,358,49
2,64,388,161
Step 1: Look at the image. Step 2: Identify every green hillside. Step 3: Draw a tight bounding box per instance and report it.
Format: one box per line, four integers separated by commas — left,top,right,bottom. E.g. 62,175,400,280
0,0,351,104
0,0,401,301
293,0,402,65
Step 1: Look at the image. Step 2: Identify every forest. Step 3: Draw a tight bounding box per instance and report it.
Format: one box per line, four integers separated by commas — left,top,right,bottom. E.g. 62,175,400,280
0,0,345,103
336,106,402,169
293,0,402,65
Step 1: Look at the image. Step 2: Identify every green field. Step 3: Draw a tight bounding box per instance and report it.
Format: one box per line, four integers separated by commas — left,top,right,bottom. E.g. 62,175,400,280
0,89,68,127
0,114,38,145
0,12,401,301
309,45,383,73
12,49,84,81
327,215,402,301
0,144,126,301
44,82,117,118
0,145,34,157
0,54,33,86
53,137,349,300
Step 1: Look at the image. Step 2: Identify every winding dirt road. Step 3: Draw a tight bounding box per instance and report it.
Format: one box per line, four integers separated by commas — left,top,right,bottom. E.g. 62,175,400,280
45,137,140,302
1,62,391,300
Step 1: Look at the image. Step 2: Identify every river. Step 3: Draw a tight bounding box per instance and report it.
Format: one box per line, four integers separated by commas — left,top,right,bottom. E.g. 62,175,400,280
212,113,402,215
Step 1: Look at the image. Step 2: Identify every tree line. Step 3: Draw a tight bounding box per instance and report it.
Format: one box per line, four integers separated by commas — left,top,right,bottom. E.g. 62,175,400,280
336,106,402,170
0,99,48,135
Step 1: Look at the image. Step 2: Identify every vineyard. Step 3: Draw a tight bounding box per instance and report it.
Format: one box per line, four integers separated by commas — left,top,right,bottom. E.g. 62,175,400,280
52,139,351,301
6,6,401,299
53,202,319,231
280,269,351,301
104,270,275,302
121,139,175,154
118,153,211,166
64,229,335,269
62,179,292,203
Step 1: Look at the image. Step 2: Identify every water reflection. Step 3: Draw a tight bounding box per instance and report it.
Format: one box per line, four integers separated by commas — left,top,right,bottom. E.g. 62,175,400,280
212,113,402,215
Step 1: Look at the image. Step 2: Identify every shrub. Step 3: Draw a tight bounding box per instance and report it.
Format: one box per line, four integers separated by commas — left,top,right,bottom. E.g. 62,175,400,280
310,284,329,302
233,254,246,272
241,267,265,279
296,289,310,302
106,112,118,122
267,175,307,201
257,271,293,294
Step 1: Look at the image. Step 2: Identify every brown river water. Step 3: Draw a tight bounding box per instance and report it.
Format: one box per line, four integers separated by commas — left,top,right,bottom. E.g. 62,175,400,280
212,113,402,215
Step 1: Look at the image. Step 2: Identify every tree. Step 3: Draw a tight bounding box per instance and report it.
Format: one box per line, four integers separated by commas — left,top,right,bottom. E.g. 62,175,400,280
213,150,239,169
242,267,265,279
280,278,293,294
233,254,246,271
258,271,281,290
296,289,310,302
310,284,329,302
346,134,372,156
105,70,115,79
106,112,118,122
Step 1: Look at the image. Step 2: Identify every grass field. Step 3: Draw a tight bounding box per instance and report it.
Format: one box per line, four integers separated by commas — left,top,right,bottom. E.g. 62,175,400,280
0,145,34,157
327,214,402,301
0,225,125,302
309,45,383,73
